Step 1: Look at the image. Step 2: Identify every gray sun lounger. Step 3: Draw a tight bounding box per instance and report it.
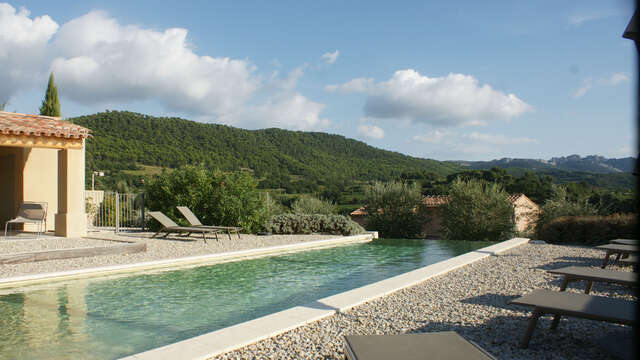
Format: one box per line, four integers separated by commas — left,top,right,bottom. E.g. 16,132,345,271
510,289,636,348
148,211,220,243
619,254,639,272
343,332,497,360
596,244,639,268
176,206,242,240
548,266,638,294
611,239,638,246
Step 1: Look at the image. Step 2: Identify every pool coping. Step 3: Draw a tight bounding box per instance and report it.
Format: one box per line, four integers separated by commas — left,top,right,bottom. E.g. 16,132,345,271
121,237,530,360
0,232,377,289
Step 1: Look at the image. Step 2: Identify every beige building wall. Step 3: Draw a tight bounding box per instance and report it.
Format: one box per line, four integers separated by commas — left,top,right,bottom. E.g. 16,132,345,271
55,147,87,237
22,147,58,231
513,196,540,233
422,207,443,239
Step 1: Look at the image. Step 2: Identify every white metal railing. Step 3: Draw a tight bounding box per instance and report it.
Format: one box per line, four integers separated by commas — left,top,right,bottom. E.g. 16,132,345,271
86,191,146,232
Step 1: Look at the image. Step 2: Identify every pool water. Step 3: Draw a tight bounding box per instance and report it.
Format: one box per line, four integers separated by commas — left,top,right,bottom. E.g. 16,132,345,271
0,239,494,360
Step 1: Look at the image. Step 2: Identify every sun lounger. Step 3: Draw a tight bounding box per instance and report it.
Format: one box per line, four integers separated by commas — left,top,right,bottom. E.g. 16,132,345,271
148,211,220,243
4,202,47,238
510,289,636,348
611,239,638,246
619,254,639,272
596,244,639,268
176,206,242,240
343,332,497,360
548,266,638,294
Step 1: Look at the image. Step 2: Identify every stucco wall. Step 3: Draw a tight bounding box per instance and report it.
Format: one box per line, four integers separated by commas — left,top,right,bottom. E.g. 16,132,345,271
513,197,539,233
422,207,443,238
22,148,58,231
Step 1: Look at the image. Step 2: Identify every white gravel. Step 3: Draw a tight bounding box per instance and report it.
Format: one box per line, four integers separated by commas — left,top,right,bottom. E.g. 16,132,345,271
213,243,636,360
0,231,337,278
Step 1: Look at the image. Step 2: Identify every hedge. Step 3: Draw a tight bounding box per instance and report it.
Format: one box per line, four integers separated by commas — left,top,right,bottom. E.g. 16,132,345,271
266,214,365,236
537,213,637,245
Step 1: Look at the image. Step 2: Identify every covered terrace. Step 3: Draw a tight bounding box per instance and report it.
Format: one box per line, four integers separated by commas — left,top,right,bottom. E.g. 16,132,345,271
0,111,91,237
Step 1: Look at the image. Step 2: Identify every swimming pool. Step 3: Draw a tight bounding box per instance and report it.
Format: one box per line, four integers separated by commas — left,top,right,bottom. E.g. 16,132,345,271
0,239,494,360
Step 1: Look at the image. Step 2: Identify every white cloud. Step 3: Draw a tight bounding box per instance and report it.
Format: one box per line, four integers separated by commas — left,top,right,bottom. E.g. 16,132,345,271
328,70,532,127
412,129,455,144
568,10,619,26
0,5,330,131
50,10,258,116
461,132,537,145
572,79,592,98
0,3,58,100
572,73,629,98
357,123,384,139
325,77,375,93
321,50,339,64
599,72,629,86
220,93,329,131
218,66,329,131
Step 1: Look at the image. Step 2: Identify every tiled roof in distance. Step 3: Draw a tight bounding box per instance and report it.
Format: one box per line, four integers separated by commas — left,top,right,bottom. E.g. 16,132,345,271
0,111,91,139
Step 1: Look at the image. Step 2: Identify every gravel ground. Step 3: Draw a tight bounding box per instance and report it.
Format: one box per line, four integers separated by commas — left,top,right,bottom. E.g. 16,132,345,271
0,232,337,278
214,243,637,360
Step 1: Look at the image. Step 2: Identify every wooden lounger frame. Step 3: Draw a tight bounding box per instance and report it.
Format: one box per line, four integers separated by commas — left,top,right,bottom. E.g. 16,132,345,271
510,289,636,348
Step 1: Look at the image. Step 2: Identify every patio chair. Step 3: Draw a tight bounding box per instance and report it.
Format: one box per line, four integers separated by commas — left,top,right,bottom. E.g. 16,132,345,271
4,202,47,238
176,206,242,240
510,289,636,348
148,211,221,243
343,332,497,360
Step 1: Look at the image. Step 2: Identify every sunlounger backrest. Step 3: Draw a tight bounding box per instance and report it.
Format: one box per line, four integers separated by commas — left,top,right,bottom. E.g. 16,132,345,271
176,206,203,226
148,211,179,228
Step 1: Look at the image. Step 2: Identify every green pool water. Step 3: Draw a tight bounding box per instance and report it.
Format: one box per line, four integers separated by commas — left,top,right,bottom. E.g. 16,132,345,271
0,239,494,360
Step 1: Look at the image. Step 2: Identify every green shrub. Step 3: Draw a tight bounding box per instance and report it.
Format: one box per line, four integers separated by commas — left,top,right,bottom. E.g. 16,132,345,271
363,181,425,238
266,214,365,236
442,179,514,241
291,196,336,215
537,214,636,245
146,165,266,233
536,185,598,238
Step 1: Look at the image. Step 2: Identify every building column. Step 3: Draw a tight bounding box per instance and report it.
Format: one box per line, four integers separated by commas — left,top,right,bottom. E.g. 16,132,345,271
55,145,87,237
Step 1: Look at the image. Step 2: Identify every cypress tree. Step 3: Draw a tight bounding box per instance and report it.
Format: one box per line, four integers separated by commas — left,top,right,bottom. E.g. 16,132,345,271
39,73,61,117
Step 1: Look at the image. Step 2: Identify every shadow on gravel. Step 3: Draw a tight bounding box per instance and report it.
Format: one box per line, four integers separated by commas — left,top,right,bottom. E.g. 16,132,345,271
537,256,603,270
459,293,520,308
410,314,628,360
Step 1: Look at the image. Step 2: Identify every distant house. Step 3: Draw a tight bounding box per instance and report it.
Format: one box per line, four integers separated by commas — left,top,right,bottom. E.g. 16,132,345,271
350,193,539,238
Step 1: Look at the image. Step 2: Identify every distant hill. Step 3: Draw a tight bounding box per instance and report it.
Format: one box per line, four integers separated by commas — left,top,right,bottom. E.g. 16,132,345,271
70,111,460,191
449,155,636,174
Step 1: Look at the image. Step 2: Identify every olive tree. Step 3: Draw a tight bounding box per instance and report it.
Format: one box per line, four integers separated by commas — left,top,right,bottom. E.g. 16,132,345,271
363,181,425,238
442,178,514,241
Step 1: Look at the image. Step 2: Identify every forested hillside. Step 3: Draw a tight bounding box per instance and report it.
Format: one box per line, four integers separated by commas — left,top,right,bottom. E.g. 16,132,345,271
450,155,636,174
70,111,460,193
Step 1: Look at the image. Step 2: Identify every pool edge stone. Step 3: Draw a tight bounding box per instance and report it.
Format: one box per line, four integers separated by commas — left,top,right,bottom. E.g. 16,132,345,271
121,237,530,360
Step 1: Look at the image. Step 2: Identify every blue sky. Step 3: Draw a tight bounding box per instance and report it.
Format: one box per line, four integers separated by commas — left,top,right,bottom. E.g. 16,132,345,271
1,0,636,161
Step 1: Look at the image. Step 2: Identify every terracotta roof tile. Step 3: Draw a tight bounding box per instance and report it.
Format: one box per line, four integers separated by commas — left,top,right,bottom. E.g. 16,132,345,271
0,111,91,139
